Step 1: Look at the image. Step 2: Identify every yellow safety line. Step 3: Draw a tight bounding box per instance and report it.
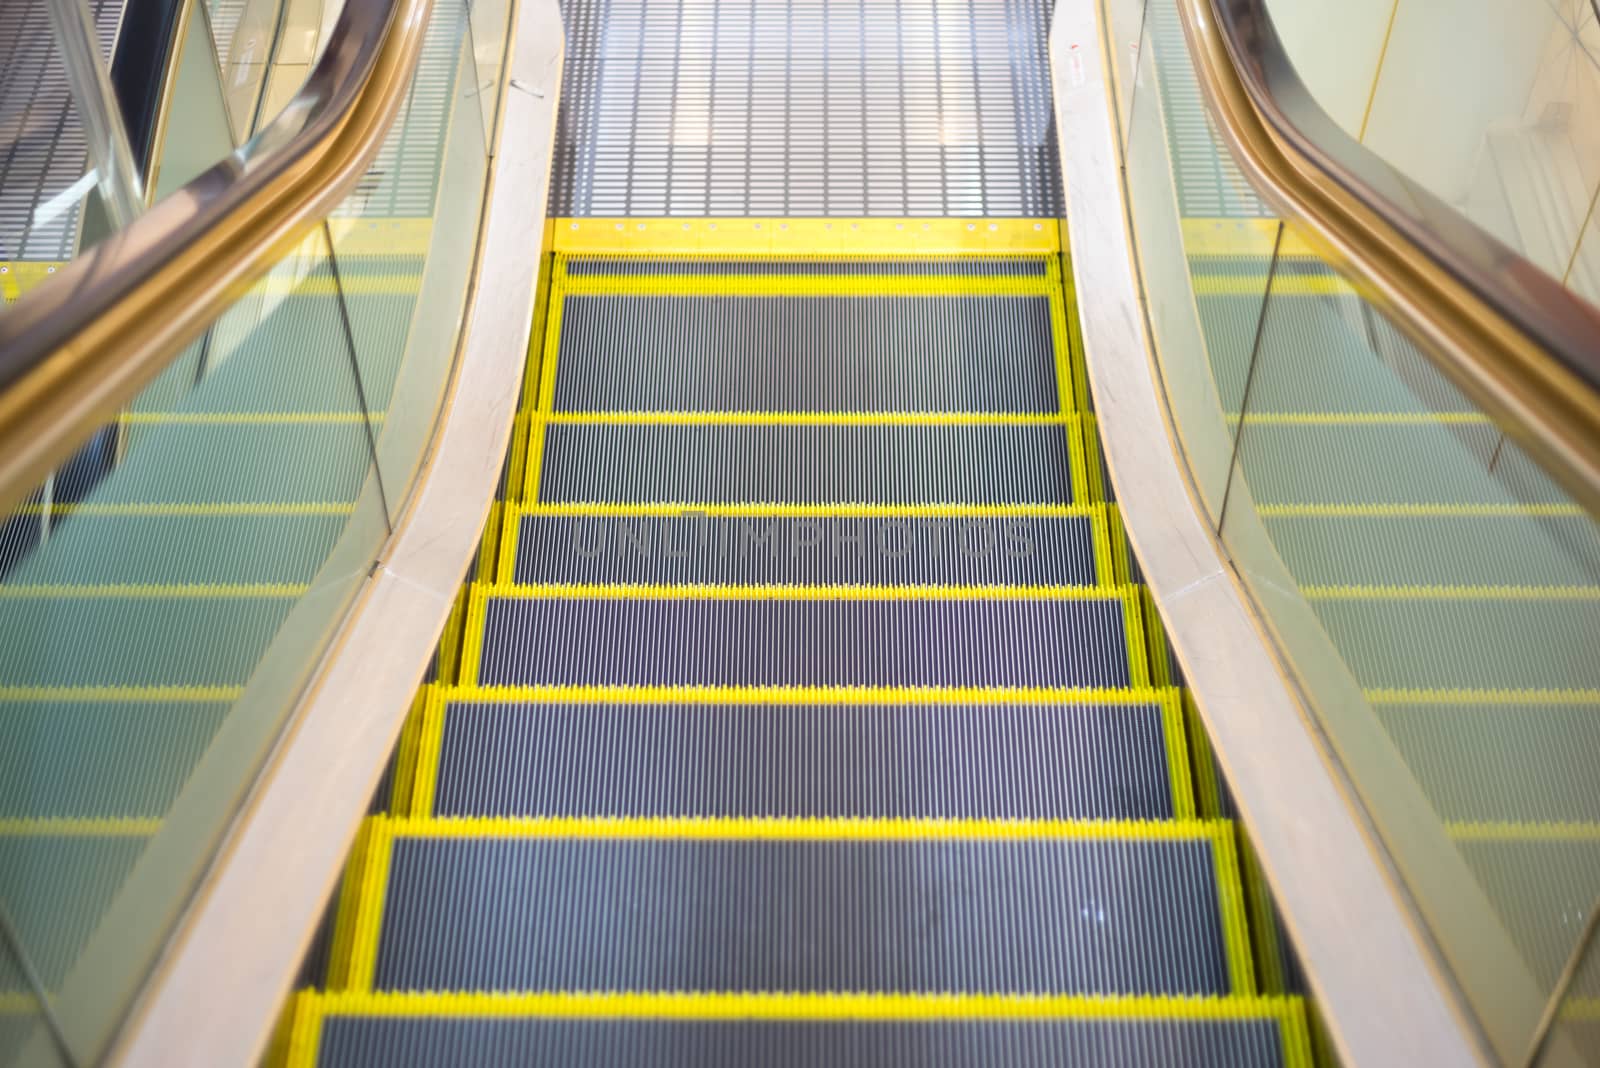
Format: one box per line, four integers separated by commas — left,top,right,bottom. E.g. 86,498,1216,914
12,502,358,517
1365,688,1600,706
118,412,380,425
1044,256,1078,412
1448,821,1600,842
1120,587,1151,689
459,584,487,688
1158,690,1197,820
1178,218,1322,259
1079,414,1107,504
1208,824,1258,995
325,820,378,990
0,583,307,600
408,687,449,819
1107,507,1132,587
477,502,505,585
1258,503,1584,518
552,217,1061,256
1302,584,1600,601
503,413,530,504
1183,691,1225,820
1066,408,1091,505
1191,275,1354,297
290,987,1309,1023
540,411,1075,426
518,255,556,412
1560,998,1600,1021
534,263,566,417
379,813,1232,842
342,817,397,993
1223,411,1490,426
1141,588,1171,688
474,582,1135,601
522,417,550,503
0,818,161,836
429,683,1183,707
559,273,1055,299
1238,833,1288,996
1088,506,1115,587
0,685,243,702
386,690,429,817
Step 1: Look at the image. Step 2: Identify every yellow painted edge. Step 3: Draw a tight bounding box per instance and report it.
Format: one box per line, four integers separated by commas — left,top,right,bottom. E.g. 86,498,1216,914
1159,689,1197,820
300,987,1307,1023
1088,505,1115,588
540,411,1075,426
1209,822,1258,995
495,502,521,585
458,585,487,689
1448,821,1600,841
1225,411,1490,426
518,253,555,412
1184,691,1225,820
475,581,1131,601
518,502,1096,519
1192,276,1353,297
1239,831,1287,995
474,504,502,585
0,818,161,836
346,817,395,993
437,587,470,685
1066,412,1091,506
118,412,380,425
1045,255,1078,413
1282,996,1317,1068
1366,687,1600,706
282,990,325,1068
410,686,448,819
0,583,306,600
1259,503,1584,518
522,417,549,504
1142,587,1172,688
1179,217,1320,259
382,813,1231,842
428,683,1183,707
1108,506,1132,587
387,689,428,817
12,502,357,518
1120,587,1151,689
1080,413,1107,504
1058,251,1093,421
559,274,1055,299
503,412,529,505
552,217,1060,256
0,685,242,703
324,820,377,990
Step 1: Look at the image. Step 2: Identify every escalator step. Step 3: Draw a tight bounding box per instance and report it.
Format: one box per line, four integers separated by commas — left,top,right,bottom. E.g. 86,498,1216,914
0,696,230,819
552,294,1060,413
366,827,1246,996
427,697,1185,820
297,994,1309,1068
0,595,296,687
513,513,1101,587
473,594,1138,689
536,422,1077,506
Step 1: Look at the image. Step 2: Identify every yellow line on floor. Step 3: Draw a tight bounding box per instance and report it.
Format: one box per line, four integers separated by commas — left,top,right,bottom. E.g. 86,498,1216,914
552,217,1061,256
0,818,161,837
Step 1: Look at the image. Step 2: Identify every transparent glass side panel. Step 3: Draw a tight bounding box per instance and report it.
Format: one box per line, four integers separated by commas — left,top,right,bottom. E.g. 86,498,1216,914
1222,254,1600,1055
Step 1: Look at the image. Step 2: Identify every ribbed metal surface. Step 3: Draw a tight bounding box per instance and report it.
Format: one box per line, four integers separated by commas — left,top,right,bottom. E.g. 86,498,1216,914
433,700,1177,819
554,295,1058,413
477,597,1133,688
0,0,122,261
549,0,1063,217
537,423,1076,505
0,699,229,818
316,1016,1293,1068
515,515,1099,586
0,833,146,990
375,837,1231,993
1458,837,1600,997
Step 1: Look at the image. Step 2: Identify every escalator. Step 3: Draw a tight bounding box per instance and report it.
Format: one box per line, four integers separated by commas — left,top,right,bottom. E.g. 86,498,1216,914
278,247,1314,1066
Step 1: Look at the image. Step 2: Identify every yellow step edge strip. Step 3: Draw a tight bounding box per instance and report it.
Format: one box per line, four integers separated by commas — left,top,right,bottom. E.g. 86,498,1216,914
1301,584,1600,601
1180,217,1322,259
1258,503,1583,518
1158,689,1197,821
552,217,1061,256
118,412,381,425
560,274,1057,299
1448,821,1600,842
1045,256,1078,412
0,818,161,836
0,685,243,702
1192,276,1354,297
1210,824,1258,996
540,411,1076,426
514,502,1099,519
1366,687,1600,706
1224,411,1490,426
0,583,307,600
12,502,358,518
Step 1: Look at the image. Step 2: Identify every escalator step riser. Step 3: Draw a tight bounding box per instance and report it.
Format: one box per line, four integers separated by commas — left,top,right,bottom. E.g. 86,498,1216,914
374,838,1234,995
514,515,1099,587
536,424,1077,506
554,295,1059,414
432,701,1178,820
312,1016,1295,1068
476,598,1134,689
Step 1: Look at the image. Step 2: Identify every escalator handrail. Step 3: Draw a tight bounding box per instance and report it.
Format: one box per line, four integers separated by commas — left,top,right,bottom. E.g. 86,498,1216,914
1179,0,1600,517
0,0,433,517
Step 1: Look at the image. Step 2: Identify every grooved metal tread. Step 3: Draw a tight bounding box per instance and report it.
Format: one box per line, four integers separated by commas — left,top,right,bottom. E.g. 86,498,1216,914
371,831,1240,996
473,593,1138,689
427,696,1185,820
536,422,1078,506
514,513,1102,587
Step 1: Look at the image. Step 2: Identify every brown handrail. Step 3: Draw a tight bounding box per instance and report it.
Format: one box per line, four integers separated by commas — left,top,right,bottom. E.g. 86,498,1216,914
1178,0,1600,519
0,0,435,518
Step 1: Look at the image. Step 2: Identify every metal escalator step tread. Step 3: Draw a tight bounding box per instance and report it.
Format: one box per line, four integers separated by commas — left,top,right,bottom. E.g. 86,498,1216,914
1262,513,1600,587
474,596,1135,689
1376,696,1600,823
431,698,1181,820
536,423,1076,506
1238,423,1566,508
513,514,1100,587
0,596,296,688
1309,598,1600,692
301,995,1308,1068
0,514,346,587
0,829,152,993
0,697,230,820
370,833,1239,995
553,294,1059,413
